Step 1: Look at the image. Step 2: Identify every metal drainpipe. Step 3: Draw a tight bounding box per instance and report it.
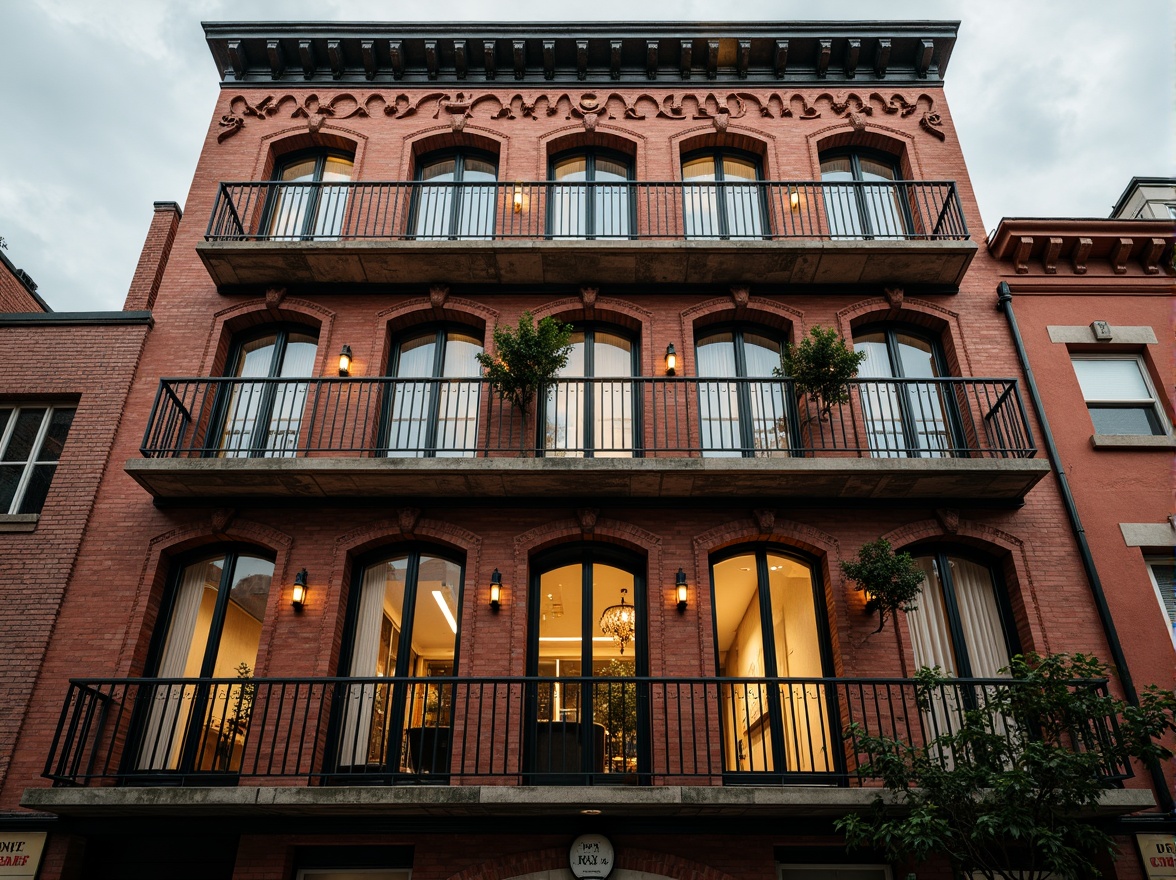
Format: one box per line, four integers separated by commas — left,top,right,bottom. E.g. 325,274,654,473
997,281,1174,814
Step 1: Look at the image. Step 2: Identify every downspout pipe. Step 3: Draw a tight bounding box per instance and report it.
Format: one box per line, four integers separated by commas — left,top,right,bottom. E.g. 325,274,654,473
997,281,1174,814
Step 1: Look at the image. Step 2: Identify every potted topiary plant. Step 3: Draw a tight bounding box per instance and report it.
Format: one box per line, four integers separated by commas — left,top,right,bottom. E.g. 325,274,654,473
776,325,866,422
476,311,573,454
841,538,926,634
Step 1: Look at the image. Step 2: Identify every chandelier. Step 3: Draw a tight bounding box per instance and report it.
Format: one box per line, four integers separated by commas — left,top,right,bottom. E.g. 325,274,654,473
599,588,636,654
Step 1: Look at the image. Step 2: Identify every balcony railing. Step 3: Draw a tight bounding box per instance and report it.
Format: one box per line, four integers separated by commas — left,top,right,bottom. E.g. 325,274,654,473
44,675,1127,788
205,180,968,243
140,376,1034,459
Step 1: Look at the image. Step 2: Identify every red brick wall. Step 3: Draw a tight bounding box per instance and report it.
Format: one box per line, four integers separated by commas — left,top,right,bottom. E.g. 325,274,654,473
0,255,45,313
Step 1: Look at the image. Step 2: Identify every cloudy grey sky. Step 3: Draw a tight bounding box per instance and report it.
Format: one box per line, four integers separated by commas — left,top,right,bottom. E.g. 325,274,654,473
0,0,1171,312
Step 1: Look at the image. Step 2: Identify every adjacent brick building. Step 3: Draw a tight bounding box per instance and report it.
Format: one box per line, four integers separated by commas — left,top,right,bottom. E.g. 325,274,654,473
2,21,1172,880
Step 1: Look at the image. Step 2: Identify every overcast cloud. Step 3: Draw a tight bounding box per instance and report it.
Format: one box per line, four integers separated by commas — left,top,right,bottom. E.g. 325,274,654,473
0,0,1171,312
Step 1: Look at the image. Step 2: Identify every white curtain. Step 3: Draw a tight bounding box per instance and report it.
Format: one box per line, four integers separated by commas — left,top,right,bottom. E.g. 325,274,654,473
137,559,216,770
338,563,390,766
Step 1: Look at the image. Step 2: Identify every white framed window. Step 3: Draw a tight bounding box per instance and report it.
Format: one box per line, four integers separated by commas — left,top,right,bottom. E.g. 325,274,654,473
0,404,75,515
1145,557,1176,649
778,867,891,880
1071,355,1169,436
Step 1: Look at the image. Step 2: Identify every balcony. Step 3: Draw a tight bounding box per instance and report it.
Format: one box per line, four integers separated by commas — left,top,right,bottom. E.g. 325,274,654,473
197,180,975,288
125,376,1047,502
33,674,1135,819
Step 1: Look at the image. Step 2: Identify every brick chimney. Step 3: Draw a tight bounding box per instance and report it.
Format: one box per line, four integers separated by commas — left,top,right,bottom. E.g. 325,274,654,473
123,201,182,311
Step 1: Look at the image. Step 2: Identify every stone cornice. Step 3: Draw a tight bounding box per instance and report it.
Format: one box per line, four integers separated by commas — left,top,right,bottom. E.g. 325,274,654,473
202,21,958,87
987,218,1174,277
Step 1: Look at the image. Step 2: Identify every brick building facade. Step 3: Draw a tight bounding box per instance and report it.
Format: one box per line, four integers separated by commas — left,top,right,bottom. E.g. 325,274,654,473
1,21,1172,880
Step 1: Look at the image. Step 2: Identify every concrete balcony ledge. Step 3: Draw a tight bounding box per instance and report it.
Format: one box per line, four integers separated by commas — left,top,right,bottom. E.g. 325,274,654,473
22,783,1153,819
125,455,1050,503
197,238,976,289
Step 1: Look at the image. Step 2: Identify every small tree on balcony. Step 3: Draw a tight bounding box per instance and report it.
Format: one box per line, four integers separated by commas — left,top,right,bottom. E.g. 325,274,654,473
776,325,866,421
836,653,1176,880
841,538,925,634
476,311,573,451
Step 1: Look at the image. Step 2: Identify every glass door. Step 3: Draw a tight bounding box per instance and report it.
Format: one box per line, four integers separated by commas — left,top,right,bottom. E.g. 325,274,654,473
711,548,835,778
529,548,646,782
544,327,636,457
136,551,273,774
412,152,497,240
549,151,633,239
266,152,353,240
696,328,790,457
337,550,463,777
682,151,765,239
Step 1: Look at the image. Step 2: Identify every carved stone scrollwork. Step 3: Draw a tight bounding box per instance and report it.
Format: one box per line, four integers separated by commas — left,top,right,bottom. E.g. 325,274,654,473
398,507,422,536
752,509,776,534
265,287,287,310
429,284,450,309
580,287,599,311
935,508,960,534
730,286,750,309
883,286,904,309
211,508,238,538
576,508,599,535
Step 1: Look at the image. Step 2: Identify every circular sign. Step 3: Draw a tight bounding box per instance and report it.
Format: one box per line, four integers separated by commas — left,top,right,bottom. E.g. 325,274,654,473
569,833,614,880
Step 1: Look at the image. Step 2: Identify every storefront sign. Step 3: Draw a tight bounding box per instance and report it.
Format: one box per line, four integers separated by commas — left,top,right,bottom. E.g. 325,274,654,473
569,833,614,880
1139,833,1176,878
0,833,46,879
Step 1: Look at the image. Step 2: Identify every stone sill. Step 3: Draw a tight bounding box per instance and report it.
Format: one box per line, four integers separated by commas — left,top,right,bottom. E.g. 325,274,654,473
1090,434,1176,450
0,514,39,533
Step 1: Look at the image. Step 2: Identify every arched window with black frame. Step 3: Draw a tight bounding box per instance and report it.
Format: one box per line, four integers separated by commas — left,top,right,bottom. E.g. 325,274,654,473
682,149,766,239
543,323,639,458
852,324,961,458
527,544,647,783
215,325,318,458
819,148,910,239
411,149,498,240
548,149,634,239
905,547,1020,738
709,545,837,779
695,325,792,457
133,547,274,775
266,150,354,240
334,547,464,778
382,325,484,458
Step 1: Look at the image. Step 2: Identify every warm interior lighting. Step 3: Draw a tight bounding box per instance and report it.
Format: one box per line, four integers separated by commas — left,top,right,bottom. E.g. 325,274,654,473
599,588,636,654
291,568,308,611
539,636,615,642
664,343,677,376
433,588,458,634
675,568,688,613
489,568,502,611
338,344,353,376
513,186,524,213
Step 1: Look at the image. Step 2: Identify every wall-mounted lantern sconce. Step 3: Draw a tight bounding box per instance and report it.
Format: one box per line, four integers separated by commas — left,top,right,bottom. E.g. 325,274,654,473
489,568,502,611
789,190,801,212
338,345,353,377
664,344,677,377
513,185,524,214
291,568,308,612
675,568,688,613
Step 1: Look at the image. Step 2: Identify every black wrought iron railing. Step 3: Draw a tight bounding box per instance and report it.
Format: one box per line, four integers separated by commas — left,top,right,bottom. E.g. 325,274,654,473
139,376,1034,460
43,675,1127,787
205,180,969,242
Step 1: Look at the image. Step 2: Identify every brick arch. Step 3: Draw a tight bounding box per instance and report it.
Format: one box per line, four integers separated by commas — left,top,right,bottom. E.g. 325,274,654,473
445,848,739,880
373,297,500,374
878,517,1048,659
678,296,804,377
201,297,337,378
252,124,368,181
835,296,972,376
671,124,776,177
530,297,656,373
402,125,509,179
118,519,295,678
539,124,646,178
804,120,924,181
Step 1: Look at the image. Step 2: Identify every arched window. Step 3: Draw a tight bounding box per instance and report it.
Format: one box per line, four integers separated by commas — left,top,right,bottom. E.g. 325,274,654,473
266,150,354,240
411,150,498,240
819,148,908,239
543,324,638,458
335,547,465,776
136,548,274,773
216,325,318,457
710,546,836,777
907,550,1019,679
528,544,647,781
383,325,484,458
682,149,765,239
853,324,958,458
695,325,791,457
548,149,634,239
